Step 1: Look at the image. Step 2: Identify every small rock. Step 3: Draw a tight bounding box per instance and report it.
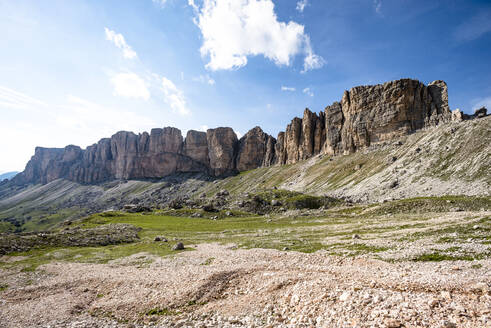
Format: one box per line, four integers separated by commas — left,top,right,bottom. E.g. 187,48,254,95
352,234,361,239
385,319,401,328
442,320,457,328
154,236,161,242
225,211,233,216
440,291,451,301
339,291,350,302
428,298,439,308
389,180,399,189
172,242,184,250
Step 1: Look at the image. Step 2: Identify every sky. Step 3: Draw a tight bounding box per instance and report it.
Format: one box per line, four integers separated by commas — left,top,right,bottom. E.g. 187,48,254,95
1,0,490,173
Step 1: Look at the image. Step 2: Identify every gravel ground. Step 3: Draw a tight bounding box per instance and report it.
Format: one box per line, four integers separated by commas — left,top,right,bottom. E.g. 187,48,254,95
0,244,490,328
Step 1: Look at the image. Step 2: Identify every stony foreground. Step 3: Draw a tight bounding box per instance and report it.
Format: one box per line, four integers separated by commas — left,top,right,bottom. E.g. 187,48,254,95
0,244,489,328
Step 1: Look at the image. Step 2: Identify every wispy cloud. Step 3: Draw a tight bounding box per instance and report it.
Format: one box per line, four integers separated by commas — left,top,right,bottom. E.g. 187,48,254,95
0,85,47,110
0,86,157,171
373,0,382,16
152,0,168,7
161,77,191,115
302,36,325,73
110,72,150,100
190,0,324,72
59,95,156,134
193,74,216,85
303,87,314,97
104,27,137,59
296,0,308,13
281,86,296,92
454,10,491,42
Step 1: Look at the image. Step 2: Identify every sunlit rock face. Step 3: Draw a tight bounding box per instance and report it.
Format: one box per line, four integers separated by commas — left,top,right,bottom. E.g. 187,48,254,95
13,78,452,185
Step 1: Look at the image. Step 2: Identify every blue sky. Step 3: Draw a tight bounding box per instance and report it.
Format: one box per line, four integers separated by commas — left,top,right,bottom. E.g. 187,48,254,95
1,0,490,173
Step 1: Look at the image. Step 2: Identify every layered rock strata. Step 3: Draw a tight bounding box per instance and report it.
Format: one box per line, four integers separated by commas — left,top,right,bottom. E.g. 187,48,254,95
14,78,455,185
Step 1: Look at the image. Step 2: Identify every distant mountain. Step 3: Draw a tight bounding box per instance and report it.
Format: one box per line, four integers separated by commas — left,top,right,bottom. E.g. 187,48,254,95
0,171,19,181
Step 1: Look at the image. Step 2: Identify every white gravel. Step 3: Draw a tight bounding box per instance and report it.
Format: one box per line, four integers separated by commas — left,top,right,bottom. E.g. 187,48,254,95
1,243,490,328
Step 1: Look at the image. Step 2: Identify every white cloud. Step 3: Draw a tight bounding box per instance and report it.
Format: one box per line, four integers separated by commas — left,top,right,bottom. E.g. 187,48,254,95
373,0,382,15
235,130,243,138
193,74,216,85
104,27,137,59
303,87,314,97
302,36,325,72
454,10,491,42
188,0,198,11
161,77,191,115
281,86,295,92
296,0,308,13
199,125,209,132
111,73,150,100
190,0,324,72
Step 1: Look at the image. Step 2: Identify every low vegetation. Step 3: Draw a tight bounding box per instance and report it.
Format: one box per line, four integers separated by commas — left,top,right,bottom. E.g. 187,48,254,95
0,196,489,273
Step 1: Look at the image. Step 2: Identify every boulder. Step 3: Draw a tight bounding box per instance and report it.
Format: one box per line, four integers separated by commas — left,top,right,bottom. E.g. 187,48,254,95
452,109,464,122
474,106,487,118
172,242,184,250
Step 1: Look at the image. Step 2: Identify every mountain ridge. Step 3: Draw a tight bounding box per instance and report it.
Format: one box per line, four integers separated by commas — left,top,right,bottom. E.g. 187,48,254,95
10,78,481,186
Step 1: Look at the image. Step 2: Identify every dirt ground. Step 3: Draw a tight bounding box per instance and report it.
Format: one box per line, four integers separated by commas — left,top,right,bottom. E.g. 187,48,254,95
0,244,490,328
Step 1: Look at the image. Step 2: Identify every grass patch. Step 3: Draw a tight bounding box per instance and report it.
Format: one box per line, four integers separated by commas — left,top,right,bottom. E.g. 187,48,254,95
2,197,490,270
0,283,8,291
145,308,179,316
368,196,491,216
200,257,215,266
413,252,476,262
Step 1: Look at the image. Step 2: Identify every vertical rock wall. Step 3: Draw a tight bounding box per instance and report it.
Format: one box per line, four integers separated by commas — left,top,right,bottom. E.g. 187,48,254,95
13,78,453,185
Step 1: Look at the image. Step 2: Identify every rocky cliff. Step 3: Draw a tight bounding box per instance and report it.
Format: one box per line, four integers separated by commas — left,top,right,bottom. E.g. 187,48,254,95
13,78,457,185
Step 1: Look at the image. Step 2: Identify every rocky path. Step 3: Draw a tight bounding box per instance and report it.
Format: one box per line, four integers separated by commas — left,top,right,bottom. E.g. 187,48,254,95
0,244,490,327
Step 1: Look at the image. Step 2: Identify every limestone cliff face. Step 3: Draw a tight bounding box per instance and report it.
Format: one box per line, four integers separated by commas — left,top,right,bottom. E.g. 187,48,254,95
14,127,240,184
236,127,275,171
14,78,454,185
275,78,452,163
206,127,238,176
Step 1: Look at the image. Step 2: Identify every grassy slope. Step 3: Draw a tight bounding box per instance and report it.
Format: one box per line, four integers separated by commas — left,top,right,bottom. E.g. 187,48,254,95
201,117,491,198
1,196,489,272
1,117,489,233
